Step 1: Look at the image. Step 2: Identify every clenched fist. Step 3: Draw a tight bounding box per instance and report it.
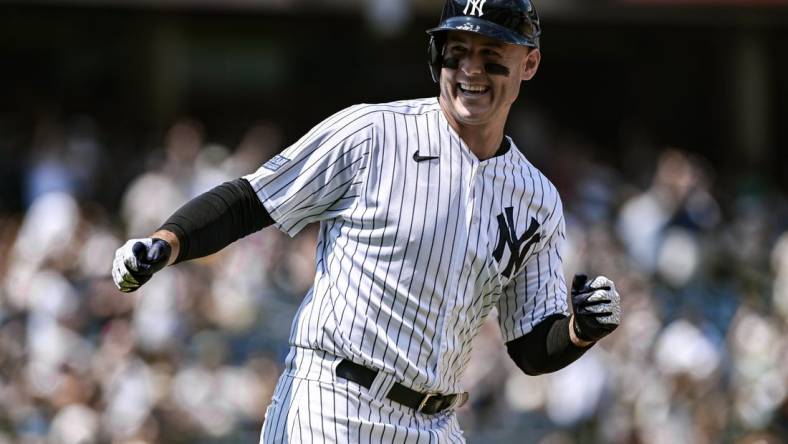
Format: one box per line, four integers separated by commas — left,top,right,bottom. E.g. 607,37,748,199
112,238,172,292
570,274,621,342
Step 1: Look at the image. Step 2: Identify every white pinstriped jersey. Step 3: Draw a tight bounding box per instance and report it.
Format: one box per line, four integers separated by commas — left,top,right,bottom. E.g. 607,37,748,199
244,97,568,396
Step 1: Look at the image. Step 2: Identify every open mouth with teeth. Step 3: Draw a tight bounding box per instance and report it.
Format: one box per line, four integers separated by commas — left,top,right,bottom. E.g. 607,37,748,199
458,83,490,96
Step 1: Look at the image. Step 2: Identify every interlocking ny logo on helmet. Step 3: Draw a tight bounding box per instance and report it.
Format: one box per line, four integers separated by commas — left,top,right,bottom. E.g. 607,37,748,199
426,0,541,82
428,0,540,48
463,0,487,17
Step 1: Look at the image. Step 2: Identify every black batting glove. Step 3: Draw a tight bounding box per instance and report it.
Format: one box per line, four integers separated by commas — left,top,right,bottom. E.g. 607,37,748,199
570,274,621,342
112,238,172,292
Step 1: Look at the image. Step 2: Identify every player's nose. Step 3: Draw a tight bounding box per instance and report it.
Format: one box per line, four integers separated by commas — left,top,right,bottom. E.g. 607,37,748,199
459,52,485,76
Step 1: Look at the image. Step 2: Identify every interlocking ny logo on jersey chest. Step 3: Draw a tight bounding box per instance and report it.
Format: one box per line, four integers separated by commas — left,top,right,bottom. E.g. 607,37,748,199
492,207,542,279
463,0,487,16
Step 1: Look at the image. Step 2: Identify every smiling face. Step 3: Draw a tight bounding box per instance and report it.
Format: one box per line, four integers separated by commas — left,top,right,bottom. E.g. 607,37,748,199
438,31,541,131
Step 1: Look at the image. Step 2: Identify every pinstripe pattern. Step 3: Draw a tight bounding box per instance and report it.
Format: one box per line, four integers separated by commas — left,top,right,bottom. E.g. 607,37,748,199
245,97,567,442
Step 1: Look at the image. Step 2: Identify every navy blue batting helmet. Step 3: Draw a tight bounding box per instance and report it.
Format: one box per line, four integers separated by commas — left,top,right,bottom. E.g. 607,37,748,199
426,0,541,82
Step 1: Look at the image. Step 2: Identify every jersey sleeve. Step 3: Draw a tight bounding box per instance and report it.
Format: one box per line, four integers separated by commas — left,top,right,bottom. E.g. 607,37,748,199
243,105,373,236
497,210,569,343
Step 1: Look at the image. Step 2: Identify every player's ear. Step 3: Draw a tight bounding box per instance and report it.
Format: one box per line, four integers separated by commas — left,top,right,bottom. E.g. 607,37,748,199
520,48,541,81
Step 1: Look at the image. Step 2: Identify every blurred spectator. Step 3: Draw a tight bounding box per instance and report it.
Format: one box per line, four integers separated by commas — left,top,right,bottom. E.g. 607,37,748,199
24,115,104,207
617,149,720,283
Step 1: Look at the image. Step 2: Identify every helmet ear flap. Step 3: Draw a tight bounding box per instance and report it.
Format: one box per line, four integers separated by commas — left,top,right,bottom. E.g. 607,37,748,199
427,34,446,83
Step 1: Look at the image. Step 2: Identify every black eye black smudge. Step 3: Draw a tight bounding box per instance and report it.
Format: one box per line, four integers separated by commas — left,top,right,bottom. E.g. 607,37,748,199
484,63,510,76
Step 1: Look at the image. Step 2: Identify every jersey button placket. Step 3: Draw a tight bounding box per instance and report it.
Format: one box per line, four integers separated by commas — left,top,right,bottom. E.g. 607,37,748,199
438,157,476,375
456,161,481,334
465,165,488,309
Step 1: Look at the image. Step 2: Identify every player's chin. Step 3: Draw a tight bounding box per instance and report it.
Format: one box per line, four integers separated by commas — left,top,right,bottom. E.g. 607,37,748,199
453,103,492,124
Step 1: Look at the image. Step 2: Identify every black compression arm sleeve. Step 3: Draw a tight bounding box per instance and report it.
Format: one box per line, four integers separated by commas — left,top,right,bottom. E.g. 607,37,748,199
159,178,274,264
505,314,592,376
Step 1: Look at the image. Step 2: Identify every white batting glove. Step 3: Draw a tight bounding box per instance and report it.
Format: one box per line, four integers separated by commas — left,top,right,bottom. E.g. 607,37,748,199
112,238,172,292
570,275,621,342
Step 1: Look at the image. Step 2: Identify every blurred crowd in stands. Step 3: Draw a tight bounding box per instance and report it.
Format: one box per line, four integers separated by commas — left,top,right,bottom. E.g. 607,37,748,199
1,110,787,444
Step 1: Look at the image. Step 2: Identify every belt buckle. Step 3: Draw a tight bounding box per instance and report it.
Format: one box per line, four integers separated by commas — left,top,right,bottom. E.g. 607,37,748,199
417,392,438,413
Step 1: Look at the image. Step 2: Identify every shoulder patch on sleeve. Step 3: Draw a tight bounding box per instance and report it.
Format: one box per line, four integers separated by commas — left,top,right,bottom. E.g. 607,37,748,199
263,154,291,172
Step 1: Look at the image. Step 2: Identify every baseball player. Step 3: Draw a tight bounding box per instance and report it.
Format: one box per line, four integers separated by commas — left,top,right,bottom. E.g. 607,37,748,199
112,0,622,442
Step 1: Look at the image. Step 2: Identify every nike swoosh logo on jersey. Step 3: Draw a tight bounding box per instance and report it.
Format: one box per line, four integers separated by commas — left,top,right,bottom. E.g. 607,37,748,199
412,151,439,162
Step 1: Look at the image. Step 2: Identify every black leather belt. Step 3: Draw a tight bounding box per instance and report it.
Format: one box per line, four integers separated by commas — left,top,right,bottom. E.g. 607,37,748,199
335,359,468,415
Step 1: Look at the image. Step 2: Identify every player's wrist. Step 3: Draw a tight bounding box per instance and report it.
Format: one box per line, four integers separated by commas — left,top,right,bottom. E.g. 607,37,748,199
149,230,179,266
569,315,594,347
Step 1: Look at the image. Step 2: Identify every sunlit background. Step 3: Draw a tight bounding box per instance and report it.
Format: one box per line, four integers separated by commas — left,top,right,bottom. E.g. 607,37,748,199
1,0,788,443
